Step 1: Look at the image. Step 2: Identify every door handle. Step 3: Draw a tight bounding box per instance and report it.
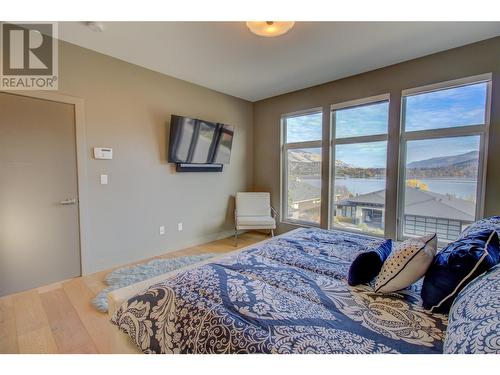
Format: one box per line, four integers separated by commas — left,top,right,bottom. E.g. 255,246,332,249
60,198,77,206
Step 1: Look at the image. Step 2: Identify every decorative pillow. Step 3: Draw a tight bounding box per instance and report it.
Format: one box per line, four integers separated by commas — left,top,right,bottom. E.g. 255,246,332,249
458,216,500,240
421,229,500,314
444,265,500,353
374,234,437,293
348,239,392,286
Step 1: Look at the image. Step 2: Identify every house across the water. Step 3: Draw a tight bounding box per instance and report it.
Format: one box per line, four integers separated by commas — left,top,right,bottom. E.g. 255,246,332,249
335,187,476,241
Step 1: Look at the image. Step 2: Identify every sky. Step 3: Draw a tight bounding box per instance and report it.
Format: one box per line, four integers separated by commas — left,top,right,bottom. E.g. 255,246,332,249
404,82,486,131
286,82,486,168
404,83,485,164
286,112,322,142
336,142,387,168
406,136,480,164
336,101,388,138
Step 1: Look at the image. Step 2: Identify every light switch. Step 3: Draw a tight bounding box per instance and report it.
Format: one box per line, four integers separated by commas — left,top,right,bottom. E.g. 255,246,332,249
100,174,108,185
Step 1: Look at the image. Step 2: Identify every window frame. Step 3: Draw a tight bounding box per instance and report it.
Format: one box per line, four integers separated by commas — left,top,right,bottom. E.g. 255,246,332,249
280,108,323,227
397,73,492,243
329,93,391,237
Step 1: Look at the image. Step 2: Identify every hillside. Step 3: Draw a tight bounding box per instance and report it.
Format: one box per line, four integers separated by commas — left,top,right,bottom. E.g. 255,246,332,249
288,150,321,176
288,150,321,163
408,151,478,169
407,151,478,178
288,149,478,179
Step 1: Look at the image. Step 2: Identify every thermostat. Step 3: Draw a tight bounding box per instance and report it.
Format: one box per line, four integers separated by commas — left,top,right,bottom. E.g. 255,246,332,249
94,147,113,160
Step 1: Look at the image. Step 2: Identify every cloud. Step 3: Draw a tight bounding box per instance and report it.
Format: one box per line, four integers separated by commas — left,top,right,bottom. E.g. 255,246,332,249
336,141,387,168
405,82,487,130
335,101,388,138
286,112,322,142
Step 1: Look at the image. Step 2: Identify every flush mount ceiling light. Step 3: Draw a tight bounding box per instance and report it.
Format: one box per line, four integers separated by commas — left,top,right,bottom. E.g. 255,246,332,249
85,21,105,32
246,21,295,37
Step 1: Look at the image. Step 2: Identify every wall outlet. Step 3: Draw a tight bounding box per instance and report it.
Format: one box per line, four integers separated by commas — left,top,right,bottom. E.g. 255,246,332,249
177,222,183,232
159,225,165,235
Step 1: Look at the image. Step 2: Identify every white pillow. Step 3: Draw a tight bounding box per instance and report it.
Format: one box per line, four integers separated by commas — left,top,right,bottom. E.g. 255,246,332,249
374,233,437,293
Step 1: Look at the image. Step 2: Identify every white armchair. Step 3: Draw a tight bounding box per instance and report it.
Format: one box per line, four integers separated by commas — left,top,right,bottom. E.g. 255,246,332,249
234,192,278,245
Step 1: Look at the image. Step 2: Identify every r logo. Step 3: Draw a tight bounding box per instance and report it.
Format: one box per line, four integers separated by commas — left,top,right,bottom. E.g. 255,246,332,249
0,22,58,89
2,23,53,75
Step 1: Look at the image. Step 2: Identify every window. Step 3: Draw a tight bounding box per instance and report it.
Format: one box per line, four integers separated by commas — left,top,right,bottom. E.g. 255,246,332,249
399,78,490,243
331,97,389,236
281,111,322,224
279,74,491,241
404,82,487,132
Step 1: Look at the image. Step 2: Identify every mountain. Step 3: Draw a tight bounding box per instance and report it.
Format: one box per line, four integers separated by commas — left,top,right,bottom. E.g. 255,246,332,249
407,151,478,179
288,150,321,163
335,160,352,169
288,150,353,168
289,150,479,179
288,149,321,177
288,149,383,178
408,151,478,169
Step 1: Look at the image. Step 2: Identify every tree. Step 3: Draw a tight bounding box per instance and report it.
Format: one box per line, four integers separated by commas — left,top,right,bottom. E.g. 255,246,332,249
406,179,429,190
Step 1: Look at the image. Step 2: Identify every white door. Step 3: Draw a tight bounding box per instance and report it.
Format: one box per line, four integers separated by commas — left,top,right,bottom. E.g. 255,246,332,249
0,92,81,296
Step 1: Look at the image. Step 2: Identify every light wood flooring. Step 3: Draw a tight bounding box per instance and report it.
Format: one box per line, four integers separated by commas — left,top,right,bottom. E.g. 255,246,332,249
0,231,267,354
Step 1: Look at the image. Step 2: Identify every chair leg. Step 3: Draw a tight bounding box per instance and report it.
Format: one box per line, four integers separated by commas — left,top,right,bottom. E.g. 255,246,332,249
234,229,238,247
271,229,275,237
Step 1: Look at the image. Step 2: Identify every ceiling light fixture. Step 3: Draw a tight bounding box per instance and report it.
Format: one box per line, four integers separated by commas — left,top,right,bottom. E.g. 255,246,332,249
85,21,105,32
246,21,295,37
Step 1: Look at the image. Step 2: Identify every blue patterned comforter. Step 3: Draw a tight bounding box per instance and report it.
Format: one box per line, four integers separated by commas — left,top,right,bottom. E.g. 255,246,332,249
111,228,447,354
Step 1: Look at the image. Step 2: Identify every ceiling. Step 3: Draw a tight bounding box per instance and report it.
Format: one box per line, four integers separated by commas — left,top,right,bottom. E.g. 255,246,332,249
59,22,500,102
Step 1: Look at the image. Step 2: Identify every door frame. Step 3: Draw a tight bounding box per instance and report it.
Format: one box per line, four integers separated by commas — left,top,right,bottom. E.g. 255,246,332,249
1,90,89,276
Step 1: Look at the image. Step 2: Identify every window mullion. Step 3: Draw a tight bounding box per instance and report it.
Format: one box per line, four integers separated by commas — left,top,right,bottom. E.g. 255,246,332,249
284,140,322,149
334,134,388,145
402,124,485,141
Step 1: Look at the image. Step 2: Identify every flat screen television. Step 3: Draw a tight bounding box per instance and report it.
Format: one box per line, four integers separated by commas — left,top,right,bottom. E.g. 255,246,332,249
168,115,234,166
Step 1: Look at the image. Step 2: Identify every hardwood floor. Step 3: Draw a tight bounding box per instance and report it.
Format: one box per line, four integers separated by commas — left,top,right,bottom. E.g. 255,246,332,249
0,231,268,354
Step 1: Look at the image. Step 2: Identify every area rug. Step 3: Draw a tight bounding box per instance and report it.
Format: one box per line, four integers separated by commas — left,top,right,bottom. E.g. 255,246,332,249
92,253,216,312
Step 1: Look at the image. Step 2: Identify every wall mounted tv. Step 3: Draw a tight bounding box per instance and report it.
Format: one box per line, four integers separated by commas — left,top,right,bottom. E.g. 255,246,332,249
168,115,234,172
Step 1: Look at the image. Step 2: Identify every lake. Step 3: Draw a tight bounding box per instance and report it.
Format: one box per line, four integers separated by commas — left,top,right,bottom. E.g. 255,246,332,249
302,177,477,200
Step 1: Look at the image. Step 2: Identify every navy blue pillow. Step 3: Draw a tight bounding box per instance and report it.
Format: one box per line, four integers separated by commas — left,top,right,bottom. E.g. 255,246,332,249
421,229,500,314
348,239,392,286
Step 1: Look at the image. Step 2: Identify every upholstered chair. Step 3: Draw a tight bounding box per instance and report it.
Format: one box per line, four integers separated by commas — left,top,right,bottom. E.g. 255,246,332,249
234,192,278,245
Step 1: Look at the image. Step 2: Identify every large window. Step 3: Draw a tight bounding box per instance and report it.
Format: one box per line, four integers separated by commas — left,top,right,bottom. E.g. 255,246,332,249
399,78,490,242
281,111,322,224
330,96,389,235
279,74,491,240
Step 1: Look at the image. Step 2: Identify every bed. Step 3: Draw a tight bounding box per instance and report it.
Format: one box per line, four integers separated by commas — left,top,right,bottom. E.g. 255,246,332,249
108,228,448,354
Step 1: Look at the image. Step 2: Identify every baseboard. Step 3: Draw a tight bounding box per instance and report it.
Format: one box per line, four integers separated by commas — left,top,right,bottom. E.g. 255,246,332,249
82,229,246,276
175,229,240,250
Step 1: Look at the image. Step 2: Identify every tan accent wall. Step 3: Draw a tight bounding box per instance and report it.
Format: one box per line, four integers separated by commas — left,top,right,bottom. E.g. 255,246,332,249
56,41,253,274
253,36,500,237
45,36,500,272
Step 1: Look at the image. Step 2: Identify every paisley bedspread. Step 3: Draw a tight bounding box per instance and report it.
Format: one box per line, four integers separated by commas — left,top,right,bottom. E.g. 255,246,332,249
110,228,447,354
